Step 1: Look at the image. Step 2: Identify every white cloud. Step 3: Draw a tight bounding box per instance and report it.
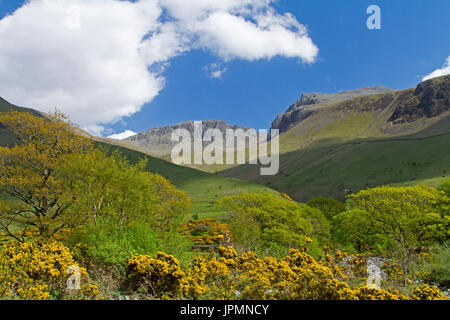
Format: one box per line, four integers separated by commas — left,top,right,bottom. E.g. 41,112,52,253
0,0,162,136
423,56,450,81
203,63,228,79
0,0,318,136
107,130,137,140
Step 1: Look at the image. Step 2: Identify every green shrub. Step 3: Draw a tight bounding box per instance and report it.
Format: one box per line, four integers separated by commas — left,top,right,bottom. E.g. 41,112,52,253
70,223,194,267
421,245,450,288
439,180,450,198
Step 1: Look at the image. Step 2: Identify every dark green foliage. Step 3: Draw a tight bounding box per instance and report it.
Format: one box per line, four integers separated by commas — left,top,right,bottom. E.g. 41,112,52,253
307,197,346,219
332,208,394,254
422,245,450,288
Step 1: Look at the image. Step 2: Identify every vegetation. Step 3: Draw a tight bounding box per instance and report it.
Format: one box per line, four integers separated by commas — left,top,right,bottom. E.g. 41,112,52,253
220,126,450,202
0,101,277,222
182,219,231,246
59,149,191,231
0,240,100,300
217,193,317,255
307,197,346,219
0,111,93,239
0,111,448,300
124,245,447,300
333,185,449,287
419,245,450,288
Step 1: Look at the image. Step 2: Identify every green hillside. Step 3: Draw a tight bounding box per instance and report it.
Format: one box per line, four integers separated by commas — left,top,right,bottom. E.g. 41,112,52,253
220,119,450,201
219,76,450,201
0,98,277,220
2,75,449,206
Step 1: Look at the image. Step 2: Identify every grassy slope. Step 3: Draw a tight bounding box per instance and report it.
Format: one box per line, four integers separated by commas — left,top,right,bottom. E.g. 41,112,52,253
219,115,450,202
189,89,446,174
96,79,449,204
0,97,277,220
217,79,450,202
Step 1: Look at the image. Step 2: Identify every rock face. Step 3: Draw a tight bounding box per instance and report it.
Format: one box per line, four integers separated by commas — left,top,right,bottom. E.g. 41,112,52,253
389,75,450,123
126,120,256,156
271,87,394,134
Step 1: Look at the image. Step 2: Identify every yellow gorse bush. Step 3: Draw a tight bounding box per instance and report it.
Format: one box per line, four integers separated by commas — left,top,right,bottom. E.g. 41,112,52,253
126,244,446,300
182,219,231,246
126,252,189,299
411,284,448,300
0,240,100,300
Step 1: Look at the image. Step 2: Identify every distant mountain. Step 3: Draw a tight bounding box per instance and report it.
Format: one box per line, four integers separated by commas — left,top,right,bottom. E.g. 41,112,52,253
271,87,394,134
219,75,450,201
125,120,256,157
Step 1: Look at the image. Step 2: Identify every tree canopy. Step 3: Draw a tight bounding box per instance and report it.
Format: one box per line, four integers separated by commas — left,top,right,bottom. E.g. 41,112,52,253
0,111,190,241
0,111,92,239
217,193,318,252
333,185,450,282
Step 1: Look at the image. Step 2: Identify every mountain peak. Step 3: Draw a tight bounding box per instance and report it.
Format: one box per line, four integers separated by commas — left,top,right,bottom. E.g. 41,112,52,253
286,86,394,113
272,86,394,134
125,120,254,156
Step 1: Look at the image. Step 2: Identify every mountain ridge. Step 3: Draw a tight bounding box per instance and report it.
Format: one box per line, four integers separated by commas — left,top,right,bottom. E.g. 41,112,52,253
125,120,256,157
271,86,394,134
218,75,450,201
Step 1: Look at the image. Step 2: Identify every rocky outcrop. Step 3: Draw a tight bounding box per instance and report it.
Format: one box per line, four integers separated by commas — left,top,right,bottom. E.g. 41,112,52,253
126,120,256,156
271,108,315,134
389,75,450,123
271,87,393,134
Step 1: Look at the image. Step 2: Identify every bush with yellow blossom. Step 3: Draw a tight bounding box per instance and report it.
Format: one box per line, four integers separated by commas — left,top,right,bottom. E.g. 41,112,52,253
411,284,448,300
0,240,100,300
125,244,447,300
182,219,231,246
126,252,189,299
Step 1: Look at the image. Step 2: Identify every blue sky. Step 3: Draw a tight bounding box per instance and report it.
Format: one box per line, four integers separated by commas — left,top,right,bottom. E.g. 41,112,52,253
0,0,449,137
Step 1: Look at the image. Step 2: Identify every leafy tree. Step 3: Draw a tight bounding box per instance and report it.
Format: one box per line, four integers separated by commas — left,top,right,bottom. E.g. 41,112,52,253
59,149,193,265
217,193,313,252
332,208,393,254
421,244,450,288
0,111,92,239
337,185,449,284
300,204,331,244
58,149,191,230
307,197,346,220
